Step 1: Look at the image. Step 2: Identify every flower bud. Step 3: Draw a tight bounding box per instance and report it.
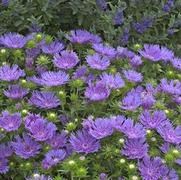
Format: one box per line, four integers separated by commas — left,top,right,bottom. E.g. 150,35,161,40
0,48,6,54
45,35,53,44
129,164,135,170
76,167,87,177
21,109,28,116
120,158,126,164
47,112,57,121
27,40,36,48
71,79,84,88
119,138,125,144
131,175,139,180
109,67,117,74
70,93,78,101
13,49,22,58
66,122,76,131
133,43,142,51
166,70,174,79
36,33,43,42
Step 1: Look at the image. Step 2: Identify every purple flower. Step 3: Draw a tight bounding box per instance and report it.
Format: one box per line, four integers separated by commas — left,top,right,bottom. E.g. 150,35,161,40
0,65,25,81
29,71,69,87
4,85,28,99
129,55,143,67
0,142,13,158
86,118,114,139
113,9,124,26
27,119,57,141
123,69,143,83
42,149,66,169
120,87,142,111
12,134,41,159
86,53,110,70
0,32,27,48
139,110,167,129
157,121,181,144
72,65,88,81
92,43,116,59
99,173,108,180
171,57,181,71
163,169,179,180
111,115,126,131
138,156,168,180
0,111,21,132
96,0,107,11
160,79,181,95
160,142,170,153
119,28,130,45
117,47,135,59
53,50,79,69
1,0,9,7
121,118,146,139
163,0,174,12
29,91,60,109
100,73,125,89
0,158,9,174
172,95,181,105
122,138,148,159
26,174,52,180
85,82,110,101
139,44,174,62
69,130,100,153
47,131,67,149
67,29,102,44
41,41,64,55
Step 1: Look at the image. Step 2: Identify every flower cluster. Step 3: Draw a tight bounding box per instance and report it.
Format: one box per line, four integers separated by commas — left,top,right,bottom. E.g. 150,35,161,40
0,30,180,180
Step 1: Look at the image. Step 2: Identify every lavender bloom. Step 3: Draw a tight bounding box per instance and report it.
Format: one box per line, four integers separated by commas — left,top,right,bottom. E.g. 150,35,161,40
138,156,168,180
27,119,57,141
82,116,95,130
26,174,52,180
26,48,41,58
160,142,170,153
139,110,167,129
86,53,110,70
163,169,179,180
119,28,130,45
0,111,21,132
157,121,181,144
0,65,25,81
0,158,9,174
139,44,174,62
133,17,153,34
100,73,125,89
123,69,143,83
160,79,181,95
163,0,174,12
4,85,28,99
117,46,135,59
29,91,60,109
85,82,110,101
72,65,88,81
121,118,146,139
122,138,148,159
171,57,181,71
12,134,41,159
47,131,67,149
111,115,126,131
113,9,124,26
172,95,181,105
53,50,79,69
42,149,66,169
41,41,64,55
129,55,143,68
96,0,107,11
99,173,108,180
0,32,27,48
1,0,9,7
69,130,100,153
67,29,102,44
120,87,142,111
29,71,69,87
92,43,116,59
0,142,13,158
87,118,114,139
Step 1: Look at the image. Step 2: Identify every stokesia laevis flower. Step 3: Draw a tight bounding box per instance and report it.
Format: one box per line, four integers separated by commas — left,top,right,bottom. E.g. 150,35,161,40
160,78,181,95
171,57,181,71
72,65,88,81
138,156,168,180
0,32,27,48
0,142,13,159
129,55,143,68
113,9,124,26
0,111,21,132
162,169,179,180
26,174,53,180
121,118,146,139
26,118,57,141
41,41,64,55
86,53,110,70
29,91,60,109
139,110,167,129
12,134,41,159
172,95,181,105
85,82,110,101
86,117,114,139
120,87,142,111
157,121,181,144
0,65,25,81
66,29,102,44
123,69,143,83
69,129,100,153
53,50,79,69
117,46,135,59
47,131,67,149
29,71,69,87
121,138,148,159
111,115,126,131
42,149,66,169
0,158,9,174
100,73,125,89
92,43,117,59
4,85,28,99
96,0,107,11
